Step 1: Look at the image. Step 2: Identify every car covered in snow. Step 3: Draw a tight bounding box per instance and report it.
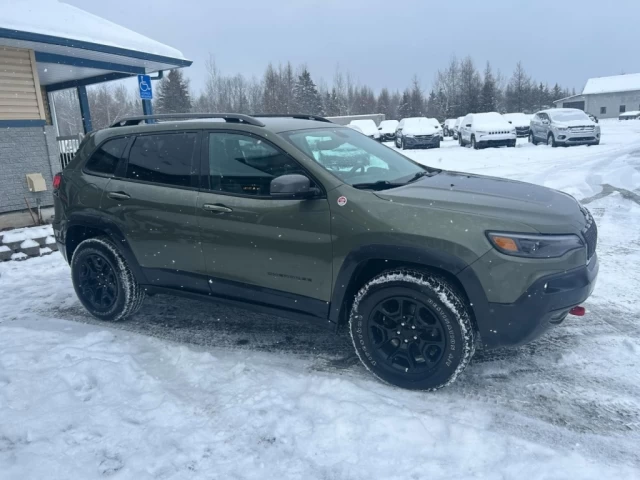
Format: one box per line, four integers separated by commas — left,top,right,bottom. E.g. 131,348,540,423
503,112,532,137
529,108,600,147
395,117,441,149
52,112,599,391
619,111,640,121
378,119,399,141
425,117,444,139
452,116,465,139
459,112,517,149
443,118,457,137
349,119,381,141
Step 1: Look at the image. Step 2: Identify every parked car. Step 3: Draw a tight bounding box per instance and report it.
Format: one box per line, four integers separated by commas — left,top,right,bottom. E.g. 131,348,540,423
347,124,364,134
52,112,598,391
588,113,599,123
502,113,531,137
378,119,399,141
443,119,457,137
425,118,444,139
453,116,465,139
619,111,640,121
395,117,441,149
349,119,381,141
529,108,600,147
459,112,517,149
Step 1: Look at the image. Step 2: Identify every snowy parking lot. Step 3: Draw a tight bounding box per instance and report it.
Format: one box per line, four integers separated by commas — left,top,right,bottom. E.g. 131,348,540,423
1,120,640,479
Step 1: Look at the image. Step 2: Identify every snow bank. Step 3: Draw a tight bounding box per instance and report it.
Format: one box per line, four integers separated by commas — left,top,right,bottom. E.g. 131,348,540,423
1,0,187,60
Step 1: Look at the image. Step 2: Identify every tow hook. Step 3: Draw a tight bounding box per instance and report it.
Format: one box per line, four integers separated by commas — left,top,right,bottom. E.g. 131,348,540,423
569,306,586,316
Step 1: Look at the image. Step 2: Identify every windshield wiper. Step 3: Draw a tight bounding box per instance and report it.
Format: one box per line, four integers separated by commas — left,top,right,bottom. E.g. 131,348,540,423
405,169,442,184
351,180,405,191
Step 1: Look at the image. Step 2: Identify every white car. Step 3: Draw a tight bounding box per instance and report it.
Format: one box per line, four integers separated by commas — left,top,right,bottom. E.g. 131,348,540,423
453,116,465,139
349,119,381,141
346,124,364,134
395,117,441,149
378,120,399,142
502,113,531,137
425,118,444,139
459,112,517,149
444,119,457,136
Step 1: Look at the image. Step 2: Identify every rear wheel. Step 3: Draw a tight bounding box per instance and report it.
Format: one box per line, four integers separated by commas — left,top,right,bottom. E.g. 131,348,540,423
547,133,557,147
349,270,475,390
528,131,537,145
71,237,145,322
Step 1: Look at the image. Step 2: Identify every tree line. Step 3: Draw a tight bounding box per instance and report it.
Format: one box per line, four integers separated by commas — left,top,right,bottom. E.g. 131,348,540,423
52,55,574,134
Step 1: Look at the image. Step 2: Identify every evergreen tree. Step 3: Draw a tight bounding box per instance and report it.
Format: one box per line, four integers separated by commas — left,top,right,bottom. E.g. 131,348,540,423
262,63,280,113
155,69,191,114
505,61,531,112
458,57,482,114
425,91,438,118
552,83,563,102
479,62,497,112
377,88,391,118
397,89,411,119
293,68,323,115
409,77,424,117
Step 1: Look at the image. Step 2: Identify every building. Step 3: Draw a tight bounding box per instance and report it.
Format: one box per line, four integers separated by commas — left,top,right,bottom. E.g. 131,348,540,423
1,0,191,218
553,73,640,120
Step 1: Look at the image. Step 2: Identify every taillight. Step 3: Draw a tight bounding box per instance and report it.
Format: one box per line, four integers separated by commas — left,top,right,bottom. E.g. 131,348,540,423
53,173,62,190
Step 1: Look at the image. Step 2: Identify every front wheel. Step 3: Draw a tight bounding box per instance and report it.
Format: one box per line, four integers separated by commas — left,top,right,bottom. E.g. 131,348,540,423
547,133,557,147
471,135,479,149
508,139,516,147
528,132,537,145
71,237,145,322
349,270,475,390
400,138,406,150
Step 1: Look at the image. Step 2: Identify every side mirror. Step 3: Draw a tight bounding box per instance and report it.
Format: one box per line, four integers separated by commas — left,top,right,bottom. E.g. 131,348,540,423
270,174,318,198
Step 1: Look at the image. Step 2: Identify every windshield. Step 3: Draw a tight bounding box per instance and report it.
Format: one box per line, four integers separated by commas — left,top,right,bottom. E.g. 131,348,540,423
280,127,428,186
549,110,590,122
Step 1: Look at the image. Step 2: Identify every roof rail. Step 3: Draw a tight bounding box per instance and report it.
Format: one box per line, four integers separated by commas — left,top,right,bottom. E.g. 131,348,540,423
110,113,265,128
252,114,333,123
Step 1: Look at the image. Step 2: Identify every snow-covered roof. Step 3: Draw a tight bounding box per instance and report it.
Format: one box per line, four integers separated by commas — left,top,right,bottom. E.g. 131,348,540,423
619,111,640,117
1,0,187,61
582,73,640,95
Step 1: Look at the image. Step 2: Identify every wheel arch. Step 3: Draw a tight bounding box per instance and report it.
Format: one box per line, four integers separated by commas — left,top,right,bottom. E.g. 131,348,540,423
64,215,147,284
329,245,487,332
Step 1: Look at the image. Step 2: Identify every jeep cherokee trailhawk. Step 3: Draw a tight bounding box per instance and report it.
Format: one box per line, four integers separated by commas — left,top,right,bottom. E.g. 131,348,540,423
52,113,598,390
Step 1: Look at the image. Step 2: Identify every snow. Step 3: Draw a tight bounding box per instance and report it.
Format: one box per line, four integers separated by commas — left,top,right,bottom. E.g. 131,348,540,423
20,239,39,249
349,119,379,136
582,72,640,95
1,225,53,244
1,0,187,60
503,112,531,127
0,245,9,253
379,120,399,134
620,111,640,118
10,252,27,260
1,120,640,478
402,117,439,135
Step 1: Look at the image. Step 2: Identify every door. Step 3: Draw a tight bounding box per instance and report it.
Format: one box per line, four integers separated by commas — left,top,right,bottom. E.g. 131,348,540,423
461,115,472,142
100,131,208,292
197,131,333,313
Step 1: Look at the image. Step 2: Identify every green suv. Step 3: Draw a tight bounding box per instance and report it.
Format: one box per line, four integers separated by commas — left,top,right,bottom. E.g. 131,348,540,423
52,113,598,390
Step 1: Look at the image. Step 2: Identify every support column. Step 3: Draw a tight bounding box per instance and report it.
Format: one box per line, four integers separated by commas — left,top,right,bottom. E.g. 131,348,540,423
77,85,92,133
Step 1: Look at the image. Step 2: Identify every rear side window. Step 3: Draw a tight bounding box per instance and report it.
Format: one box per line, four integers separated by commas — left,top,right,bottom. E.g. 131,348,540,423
126,133,198,187
85,137,128,175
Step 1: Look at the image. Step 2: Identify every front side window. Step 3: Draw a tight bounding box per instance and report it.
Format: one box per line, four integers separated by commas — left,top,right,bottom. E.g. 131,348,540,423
208,132,305,196
280,127,428,187
85,137,128,175
126,133,197,187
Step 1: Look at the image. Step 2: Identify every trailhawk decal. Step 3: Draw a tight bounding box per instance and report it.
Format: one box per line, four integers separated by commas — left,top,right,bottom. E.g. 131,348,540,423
337,196,348,207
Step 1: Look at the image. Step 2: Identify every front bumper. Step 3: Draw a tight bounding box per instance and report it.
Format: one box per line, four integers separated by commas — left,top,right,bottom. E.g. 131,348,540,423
468,254,599,348
515,127,529,137
556,131,600,145
381,133,396,141
476,133,516,147
404,136,440,148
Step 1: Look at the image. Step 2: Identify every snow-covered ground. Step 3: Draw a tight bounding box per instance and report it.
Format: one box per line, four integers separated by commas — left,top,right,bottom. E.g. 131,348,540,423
1,120,640,479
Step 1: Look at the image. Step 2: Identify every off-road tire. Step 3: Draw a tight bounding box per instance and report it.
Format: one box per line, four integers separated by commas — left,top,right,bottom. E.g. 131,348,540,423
528,132,537,145
71,237,145,322
349,269,475,390
547,133,557,147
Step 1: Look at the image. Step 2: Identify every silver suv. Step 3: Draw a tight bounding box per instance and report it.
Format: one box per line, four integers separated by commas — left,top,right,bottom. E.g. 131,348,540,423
529,108,601,147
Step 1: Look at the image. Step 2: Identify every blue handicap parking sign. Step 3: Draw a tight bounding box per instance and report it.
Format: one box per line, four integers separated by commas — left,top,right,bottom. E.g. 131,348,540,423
138,75,153,100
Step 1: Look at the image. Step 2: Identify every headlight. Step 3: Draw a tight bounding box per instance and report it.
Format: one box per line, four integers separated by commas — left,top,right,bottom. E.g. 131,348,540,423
476,130,488,134
405,134,414,138
486,232,584,258
557,126,569,131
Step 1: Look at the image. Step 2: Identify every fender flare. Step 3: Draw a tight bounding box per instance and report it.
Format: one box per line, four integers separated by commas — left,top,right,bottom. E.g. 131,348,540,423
64,214,148,284
328,244,489,326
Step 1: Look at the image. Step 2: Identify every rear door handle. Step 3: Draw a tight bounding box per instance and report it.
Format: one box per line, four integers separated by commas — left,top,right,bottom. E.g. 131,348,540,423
203,204,233,213
107,191,131,200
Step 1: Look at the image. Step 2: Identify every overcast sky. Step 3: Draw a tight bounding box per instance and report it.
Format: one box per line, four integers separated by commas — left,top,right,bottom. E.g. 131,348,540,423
67,0,640,95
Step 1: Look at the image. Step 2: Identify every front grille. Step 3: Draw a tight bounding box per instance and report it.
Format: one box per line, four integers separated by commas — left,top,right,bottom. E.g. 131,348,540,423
581,207,597,259
568,136,596,142
414,134,434,140
569,125,595,133
487,130,510,135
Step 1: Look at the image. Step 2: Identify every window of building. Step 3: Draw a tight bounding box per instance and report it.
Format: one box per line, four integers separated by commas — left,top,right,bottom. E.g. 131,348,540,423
84,137,129,175
126,133,197,187
600,107,607,115
208,133,305,196
620,105,626,113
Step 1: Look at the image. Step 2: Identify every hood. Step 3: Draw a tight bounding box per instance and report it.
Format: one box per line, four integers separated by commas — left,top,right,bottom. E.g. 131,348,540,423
374,171,585,233
475,121,514,131
553,119,597,128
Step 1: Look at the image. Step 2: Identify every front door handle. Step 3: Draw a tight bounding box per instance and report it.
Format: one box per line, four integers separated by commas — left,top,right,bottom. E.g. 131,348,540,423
203,204,233,213
107,191,131,200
